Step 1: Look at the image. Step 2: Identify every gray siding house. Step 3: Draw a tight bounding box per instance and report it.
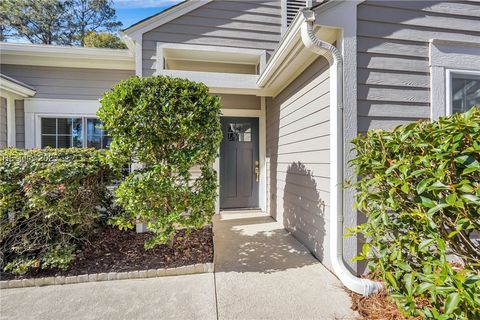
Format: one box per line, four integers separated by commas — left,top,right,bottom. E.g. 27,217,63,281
1,0,479,295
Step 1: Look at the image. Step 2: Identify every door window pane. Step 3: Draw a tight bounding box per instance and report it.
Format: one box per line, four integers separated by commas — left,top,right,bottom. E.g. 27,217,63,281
227,123,252,142
452,75,480,114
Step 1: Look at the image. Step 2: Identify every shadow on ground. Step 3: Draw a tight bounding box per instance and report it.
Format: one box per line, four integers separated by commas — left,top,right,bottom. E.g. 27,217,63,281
213,213,319,274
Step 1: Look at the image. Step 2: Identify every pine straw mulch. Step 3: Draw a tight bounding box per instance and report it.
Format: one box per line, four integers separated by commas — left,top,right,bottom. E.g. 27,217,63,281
350,289,420,320
1,225,214,280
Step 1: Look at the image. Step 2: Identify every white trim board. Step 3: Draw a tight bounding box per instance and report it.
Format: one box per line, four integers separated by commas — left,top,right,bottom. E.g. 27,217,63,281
430,39,480,120
156,69,260,95
157,42,267,70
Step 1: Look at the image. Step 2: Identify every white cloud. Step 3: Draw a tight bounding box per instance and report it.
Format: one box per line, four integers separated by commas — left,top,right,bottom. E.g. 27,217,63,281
114,0,183,9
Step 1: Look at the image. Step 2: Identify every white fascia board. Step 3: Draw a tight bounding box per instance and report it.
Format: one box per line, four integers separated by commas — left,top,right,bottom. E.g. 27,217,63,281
156,69,260,94
0,78,36,97
257,13,337,97
126,1,212,40
258,12,305,88
0,42,135,70
118,31,136,54
258,0,361,95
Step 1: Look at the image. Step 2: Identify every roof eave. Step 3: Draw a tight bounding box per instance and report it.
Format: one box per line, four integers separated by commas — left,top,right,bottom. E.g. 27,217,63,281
0,74,36,97
0,42,135,70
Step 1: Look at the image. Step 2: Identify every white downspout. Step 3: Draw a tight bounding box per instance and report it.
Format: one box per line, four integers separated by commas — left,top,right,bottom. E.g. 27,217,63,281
300,9,382,296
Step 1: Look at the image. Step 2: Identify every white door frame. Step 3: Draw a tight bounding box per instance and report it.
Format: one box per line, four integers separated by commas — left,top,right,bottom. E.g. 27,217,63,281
215,98,267,214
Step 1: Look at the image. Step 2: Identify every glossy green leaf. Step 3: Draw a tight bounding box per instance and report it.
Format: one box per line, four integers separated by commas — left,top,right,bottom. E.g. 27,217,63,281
445,292,460,315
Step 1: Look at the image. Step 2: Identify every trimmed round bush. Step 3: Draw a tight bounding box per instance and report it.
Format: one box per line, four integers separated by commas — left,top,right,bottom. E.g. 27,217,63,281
350,107,480,319
0,148,112,274
98,76,222,248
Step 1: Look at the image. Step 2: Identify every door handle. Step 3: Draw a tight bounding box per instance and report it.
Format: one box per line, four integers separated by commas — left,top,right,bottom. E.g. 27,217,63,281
255,161,259,182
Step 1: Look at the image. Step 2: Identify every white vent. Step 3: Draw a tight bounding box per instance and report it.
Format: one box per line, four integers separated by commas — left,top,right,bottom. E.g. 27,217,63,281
286,0,306,28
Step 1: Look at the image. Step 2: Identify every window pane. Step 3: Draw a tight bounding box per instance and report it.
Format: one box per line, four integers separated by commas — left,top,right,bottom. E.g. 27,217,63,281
41,135,56,148
41,118,56,134
452,76,480,114
227,123,252,142
73,134,83,148
57,118,72,135
87,118,109,149
41,117,82,148
87,118,103,136
72,118,83,147
102,135,112,149
57,135,72,148
87,135,102,149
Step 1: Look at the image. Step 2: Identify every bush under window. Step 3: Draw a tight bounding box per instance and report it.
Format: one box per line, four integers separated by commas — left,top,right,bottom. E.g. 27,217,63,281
97,76,222,249
0,148,112,274
350,107,480,319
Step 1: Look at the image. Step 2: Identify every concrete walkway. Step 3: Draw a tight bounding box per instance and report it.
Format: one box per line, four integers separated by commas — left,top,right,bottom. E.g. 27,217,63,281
0,274,217,320
0,211,355,320
213,211,356,320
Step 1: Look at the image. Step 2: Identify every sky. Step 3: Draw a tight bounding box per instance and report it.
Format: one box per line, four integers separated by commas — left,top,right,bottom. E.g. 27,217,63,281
114,0,183,30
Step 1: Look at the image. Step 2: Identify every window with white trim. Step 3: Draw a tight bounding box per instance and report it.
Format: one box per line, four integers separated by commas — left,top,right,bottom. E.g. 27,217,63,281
449,72,480,115
429,40,480,120
41,117,110,149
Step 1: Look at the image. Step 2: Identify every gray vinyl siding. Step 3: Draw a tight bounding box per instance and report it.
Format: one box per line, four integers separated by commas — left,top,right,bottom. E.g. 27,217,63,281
15,100,25,149
357,0,480,131
266,57,333,271
0,97,6,148
0,65,134,100
142,0,281,76
217,94,260,110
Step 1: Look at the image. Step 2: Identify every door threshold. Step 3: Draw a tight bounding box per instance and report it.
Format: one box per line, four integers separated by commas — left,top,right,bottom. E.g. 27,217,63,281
218,209,268,220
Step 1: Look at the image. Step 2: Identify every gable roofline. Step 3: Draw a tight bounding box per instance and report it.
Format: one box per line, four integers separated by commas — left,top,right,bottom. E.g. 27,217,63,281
0,73,36,97
122,0,212,40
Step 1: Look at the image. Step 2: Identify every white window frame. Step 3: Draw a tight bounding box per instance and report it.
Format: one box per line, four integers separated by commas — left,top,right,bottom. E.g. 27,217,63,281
430,39,480,120
446,69,480,116
24,98,100,149
39,116,108,149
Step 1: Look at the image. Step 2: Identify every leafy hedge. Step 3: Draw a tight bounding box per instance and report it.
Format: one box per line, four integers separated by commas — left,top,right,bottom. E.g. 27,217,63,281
350,107,480,319
0,148,112,274
98,76,222,248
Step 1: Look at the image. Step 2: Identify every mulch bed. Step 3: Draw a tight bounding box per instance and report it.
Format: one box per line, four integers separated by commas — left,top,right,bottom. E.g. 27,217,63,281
350,289,426,320
1,226,213,281
350,290,410,320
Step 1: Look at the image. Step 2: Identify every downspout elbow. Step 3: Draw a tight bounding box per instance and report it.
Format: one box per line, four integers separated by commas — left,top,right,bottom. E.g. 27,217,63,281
300,9,382,296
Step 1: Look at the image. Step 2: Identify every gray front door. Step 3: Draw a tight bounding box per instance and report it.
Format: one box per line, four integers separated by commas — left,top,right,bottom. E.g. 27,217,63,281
220,117,259,209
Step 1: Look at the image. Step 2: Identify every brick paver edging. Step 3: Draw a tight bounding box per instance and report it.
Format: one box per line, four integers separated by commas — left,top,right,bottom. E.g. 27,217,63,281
0,262,214,290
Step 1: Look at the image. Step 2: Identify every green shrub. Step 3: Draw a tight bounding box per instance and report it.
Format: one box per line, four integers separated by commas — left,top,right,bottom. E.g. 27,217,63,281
349,107,480,319
98,76,222,248
0,148,112,274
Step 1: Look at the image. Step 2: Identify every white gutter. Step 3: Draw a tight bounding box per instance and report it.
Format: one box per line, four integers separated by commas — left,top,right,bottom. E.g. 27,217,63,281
300,8,382,296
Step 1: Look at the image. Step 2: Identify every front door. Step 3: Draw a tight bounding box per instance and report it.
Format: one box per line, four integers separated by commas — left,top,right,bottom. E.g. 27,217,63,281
220,117,259,209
